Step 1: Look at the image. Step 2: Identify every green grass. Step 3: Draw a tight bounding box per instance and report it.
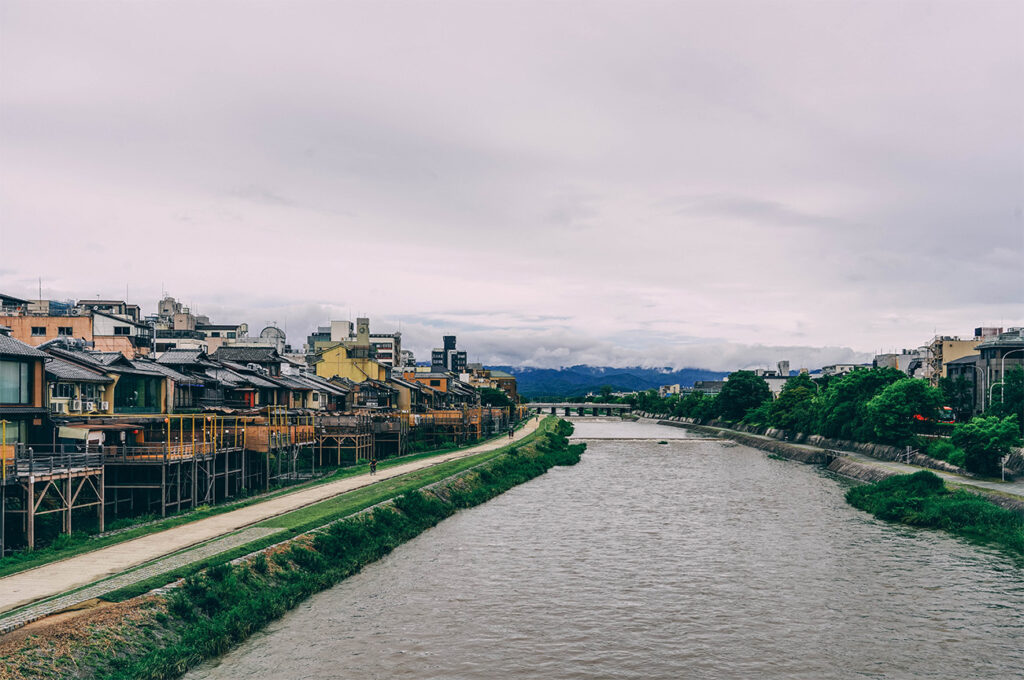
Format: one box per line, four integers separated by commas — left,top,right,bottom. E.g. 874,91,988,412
846,470,1024,555
19,419,580,680
0,427,520,579
100,419,553,602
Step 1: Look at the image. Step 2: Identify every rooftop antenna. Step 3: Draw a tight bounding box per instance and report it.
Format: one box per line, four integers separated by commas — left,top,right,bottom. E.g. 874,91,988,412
38,277,41,302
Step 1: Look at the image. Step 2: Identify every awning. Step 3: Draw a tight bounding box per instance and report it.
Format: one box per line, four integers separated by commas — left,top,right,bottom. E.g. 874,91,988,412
58,426,90,440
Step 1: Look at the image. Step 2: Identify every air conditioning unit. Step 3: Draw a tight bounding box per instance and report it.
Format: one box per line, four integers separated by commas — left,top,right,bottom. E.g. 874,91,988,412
101,401,110,411
85,401,96,412
50,402,67,414
72,400,82,411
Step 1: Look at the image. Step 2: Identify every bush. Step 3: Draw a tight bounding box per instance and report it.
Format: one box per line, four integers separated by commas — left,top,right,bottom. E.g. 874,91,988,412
923,438,962,463
846,470,1024,555
951,415,1021,476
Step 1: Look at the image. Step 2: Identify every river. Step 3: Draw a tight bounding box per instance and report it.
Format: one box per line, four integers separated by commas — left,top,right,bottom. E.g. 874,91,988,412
187,419,1024,679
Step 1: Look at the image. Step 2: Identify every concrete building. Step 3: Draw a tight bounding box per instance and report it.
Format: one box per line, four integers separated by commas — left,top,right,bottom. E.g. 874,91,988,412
432,335,467,373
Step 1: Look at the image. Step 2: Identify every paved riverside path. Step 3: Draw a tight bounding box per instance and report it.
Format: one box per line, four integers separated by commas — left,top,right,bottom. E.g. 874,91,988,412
0,417,540,618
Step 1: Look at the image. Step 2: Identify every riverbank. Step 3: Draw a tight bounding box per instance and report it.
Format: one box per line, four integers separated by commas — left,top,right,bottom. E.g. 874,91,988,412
652,419,1024,515
0,418,540,628
0,418,585,680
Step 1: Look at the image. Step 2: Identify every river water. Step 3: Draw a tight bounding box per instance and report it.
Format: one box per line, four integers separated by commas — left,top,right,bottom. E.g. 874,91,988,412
187,419,1024,679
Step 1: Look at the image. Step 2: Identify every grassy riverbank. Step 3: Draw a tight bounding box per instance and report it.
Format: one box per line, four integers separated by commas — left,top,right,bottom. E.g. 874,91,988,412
846,471,1024,556
0,419,583,680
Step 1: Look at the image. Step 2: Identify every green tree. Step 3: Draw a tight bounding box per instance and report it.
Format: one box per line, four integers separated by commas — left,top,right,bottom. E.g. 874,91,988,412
768,373,817,432
951,415,1022,476
863,378,944,446
598,385,614,401
814,367,904,441
717,371,771,421
939,375,975,422
478,387,511,407
985,366,1024,435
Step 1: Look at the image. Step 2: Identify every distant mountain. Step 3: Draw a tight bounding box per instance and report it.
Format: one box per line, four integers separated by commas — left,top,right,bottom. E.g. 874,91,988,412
491,365,730,400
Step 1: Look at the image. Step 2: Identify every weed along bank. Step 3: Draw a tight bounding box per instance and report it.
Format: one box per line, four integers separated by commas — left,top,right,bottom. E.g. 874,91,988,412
0,418,585,679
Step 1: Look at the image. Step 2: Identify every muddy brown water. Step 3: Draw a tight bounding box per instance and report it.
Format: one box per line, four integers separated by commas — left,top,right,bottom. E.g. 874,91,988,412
187,420,1024,679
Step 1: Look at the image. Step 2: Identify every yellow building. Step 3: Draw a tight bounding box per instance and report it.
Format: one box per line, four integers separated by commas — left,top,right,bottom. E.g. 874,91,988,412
926,336,980,383
314,343,388,383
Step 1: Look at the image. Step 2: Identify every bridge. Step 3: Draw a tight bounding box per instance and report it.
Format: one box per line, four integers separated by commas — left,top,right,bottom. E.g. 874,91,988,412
528,403,633,416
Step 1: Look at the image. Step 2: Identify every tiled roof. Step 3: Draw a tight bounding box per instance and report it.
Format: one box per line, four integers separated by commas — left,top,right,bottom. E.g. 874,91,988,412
156,349,206,365
133,360,194,383
45,357,113,383
211,346,280,363
0,333,47,358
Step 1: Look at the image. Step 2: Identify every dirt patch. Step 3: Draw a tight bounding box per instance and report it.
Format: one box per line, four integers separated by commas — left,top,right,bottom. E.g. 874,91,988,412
0,596,165,680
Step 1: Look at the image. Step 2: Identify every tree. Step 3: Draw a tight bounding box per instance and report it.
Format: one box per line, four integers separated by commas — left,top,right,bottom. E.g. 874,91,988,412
768,373,817,432
814,367,904,441
599,385,614,401
985,366,1024,435
717,371,771,421
863,378,944,446
951,415,1022,476
939,375,975,422
478,388,511,407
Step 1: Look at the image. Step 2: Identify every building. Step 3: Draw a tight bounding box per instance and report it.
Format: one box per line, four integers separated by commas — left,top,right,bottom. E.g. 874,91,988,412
821,364,865,377
431,335,467,373
196,322,250,353
873,348,927,377
975,327,1024,408
0,328,49,452
0,311,94,348
75,299,141,322
692,380,725,394
923,328,1000,385
91,310,153,357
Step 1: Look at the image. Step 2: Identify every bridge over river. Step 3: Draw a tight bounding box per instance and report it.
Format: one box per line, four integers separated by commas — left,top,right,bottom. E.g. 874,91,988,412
528,403,633,416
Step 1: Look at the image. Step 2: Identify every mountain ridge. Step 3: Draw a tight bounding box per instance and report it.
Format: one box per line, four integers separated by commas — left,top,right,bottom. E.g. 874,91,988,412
490,365,730,399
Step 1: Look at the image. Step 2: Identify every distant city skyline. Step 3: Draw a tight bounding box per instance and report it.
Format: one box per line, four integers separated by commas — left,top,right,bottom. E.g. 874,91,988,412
2,1,1021,370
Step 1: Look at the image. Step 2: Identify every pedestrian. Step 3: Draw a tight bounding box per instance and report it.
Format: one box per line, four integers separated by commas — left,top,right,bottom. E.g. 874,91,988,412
508,426,515,439
370,458,377,475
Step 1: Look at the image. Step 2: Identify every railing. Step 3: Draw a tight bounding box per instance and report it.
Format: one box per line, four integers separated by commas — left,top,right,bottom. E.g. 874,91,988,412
101,442,220,463
1,445,104,482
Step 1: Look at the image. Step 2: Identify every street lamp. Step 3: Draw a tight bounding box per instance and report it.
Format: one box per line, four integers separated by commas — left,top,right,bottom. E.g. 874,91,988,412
987,348,1019,405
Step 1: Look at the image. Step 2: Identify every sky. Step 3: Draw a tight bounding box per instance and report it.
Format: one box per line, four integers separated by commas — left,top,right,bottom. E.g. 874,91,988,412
1,0,1021,371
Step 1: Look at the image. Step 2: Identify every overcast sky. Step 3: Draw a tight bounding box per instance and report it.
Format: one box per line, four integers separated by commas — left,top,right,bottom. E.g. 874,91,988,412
1,1,1021,370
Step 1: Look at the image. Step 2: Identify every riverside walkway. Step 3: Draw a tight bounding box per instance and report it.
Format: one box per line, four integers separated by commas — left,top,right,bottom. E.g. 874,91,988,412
0,417,540,624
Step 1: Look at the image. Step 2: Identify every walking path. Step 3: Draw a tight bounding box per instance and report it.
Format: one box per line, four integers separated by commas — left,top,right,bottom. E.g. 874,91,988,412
0,417,540,620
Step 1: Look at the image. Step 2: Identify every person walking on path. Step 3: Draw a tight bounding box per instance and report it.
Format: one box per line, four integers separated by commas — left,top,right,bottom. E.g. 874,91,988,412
508,425,515,439
370,458,377,475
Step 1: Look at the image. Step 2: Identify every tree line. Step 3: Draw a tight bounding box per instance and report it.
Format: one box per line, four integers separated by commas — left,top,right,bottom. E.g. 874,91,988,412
619,367,1024,477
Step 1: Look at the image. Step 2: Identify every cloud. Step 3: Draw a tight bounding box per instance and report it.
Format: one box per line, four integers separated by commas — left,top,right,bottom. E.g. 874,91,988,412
1,0,1021,369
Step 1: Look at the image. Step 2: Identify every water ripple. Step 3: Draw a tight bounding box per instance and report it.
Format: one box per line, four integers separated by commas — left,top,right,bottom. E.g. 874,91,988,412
188,422,1024,680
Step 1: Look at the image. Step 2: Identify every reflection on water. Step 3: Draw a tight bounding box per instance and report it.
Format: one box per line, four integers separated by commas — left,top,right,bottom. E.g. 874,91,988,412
188,420,1024,680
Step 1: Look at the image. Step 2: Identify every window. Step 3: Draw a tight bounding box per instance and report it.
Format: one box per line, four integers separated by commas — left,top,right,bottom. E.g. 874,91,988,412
31,327,46,336
312,392,319,402
58,327,73,336
430,379,441,387
0,360,30,404
211,332,220,337
1,420,24,445
113,326,131,335
51,383,75,399
227,332,236,339
81,384,98,400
